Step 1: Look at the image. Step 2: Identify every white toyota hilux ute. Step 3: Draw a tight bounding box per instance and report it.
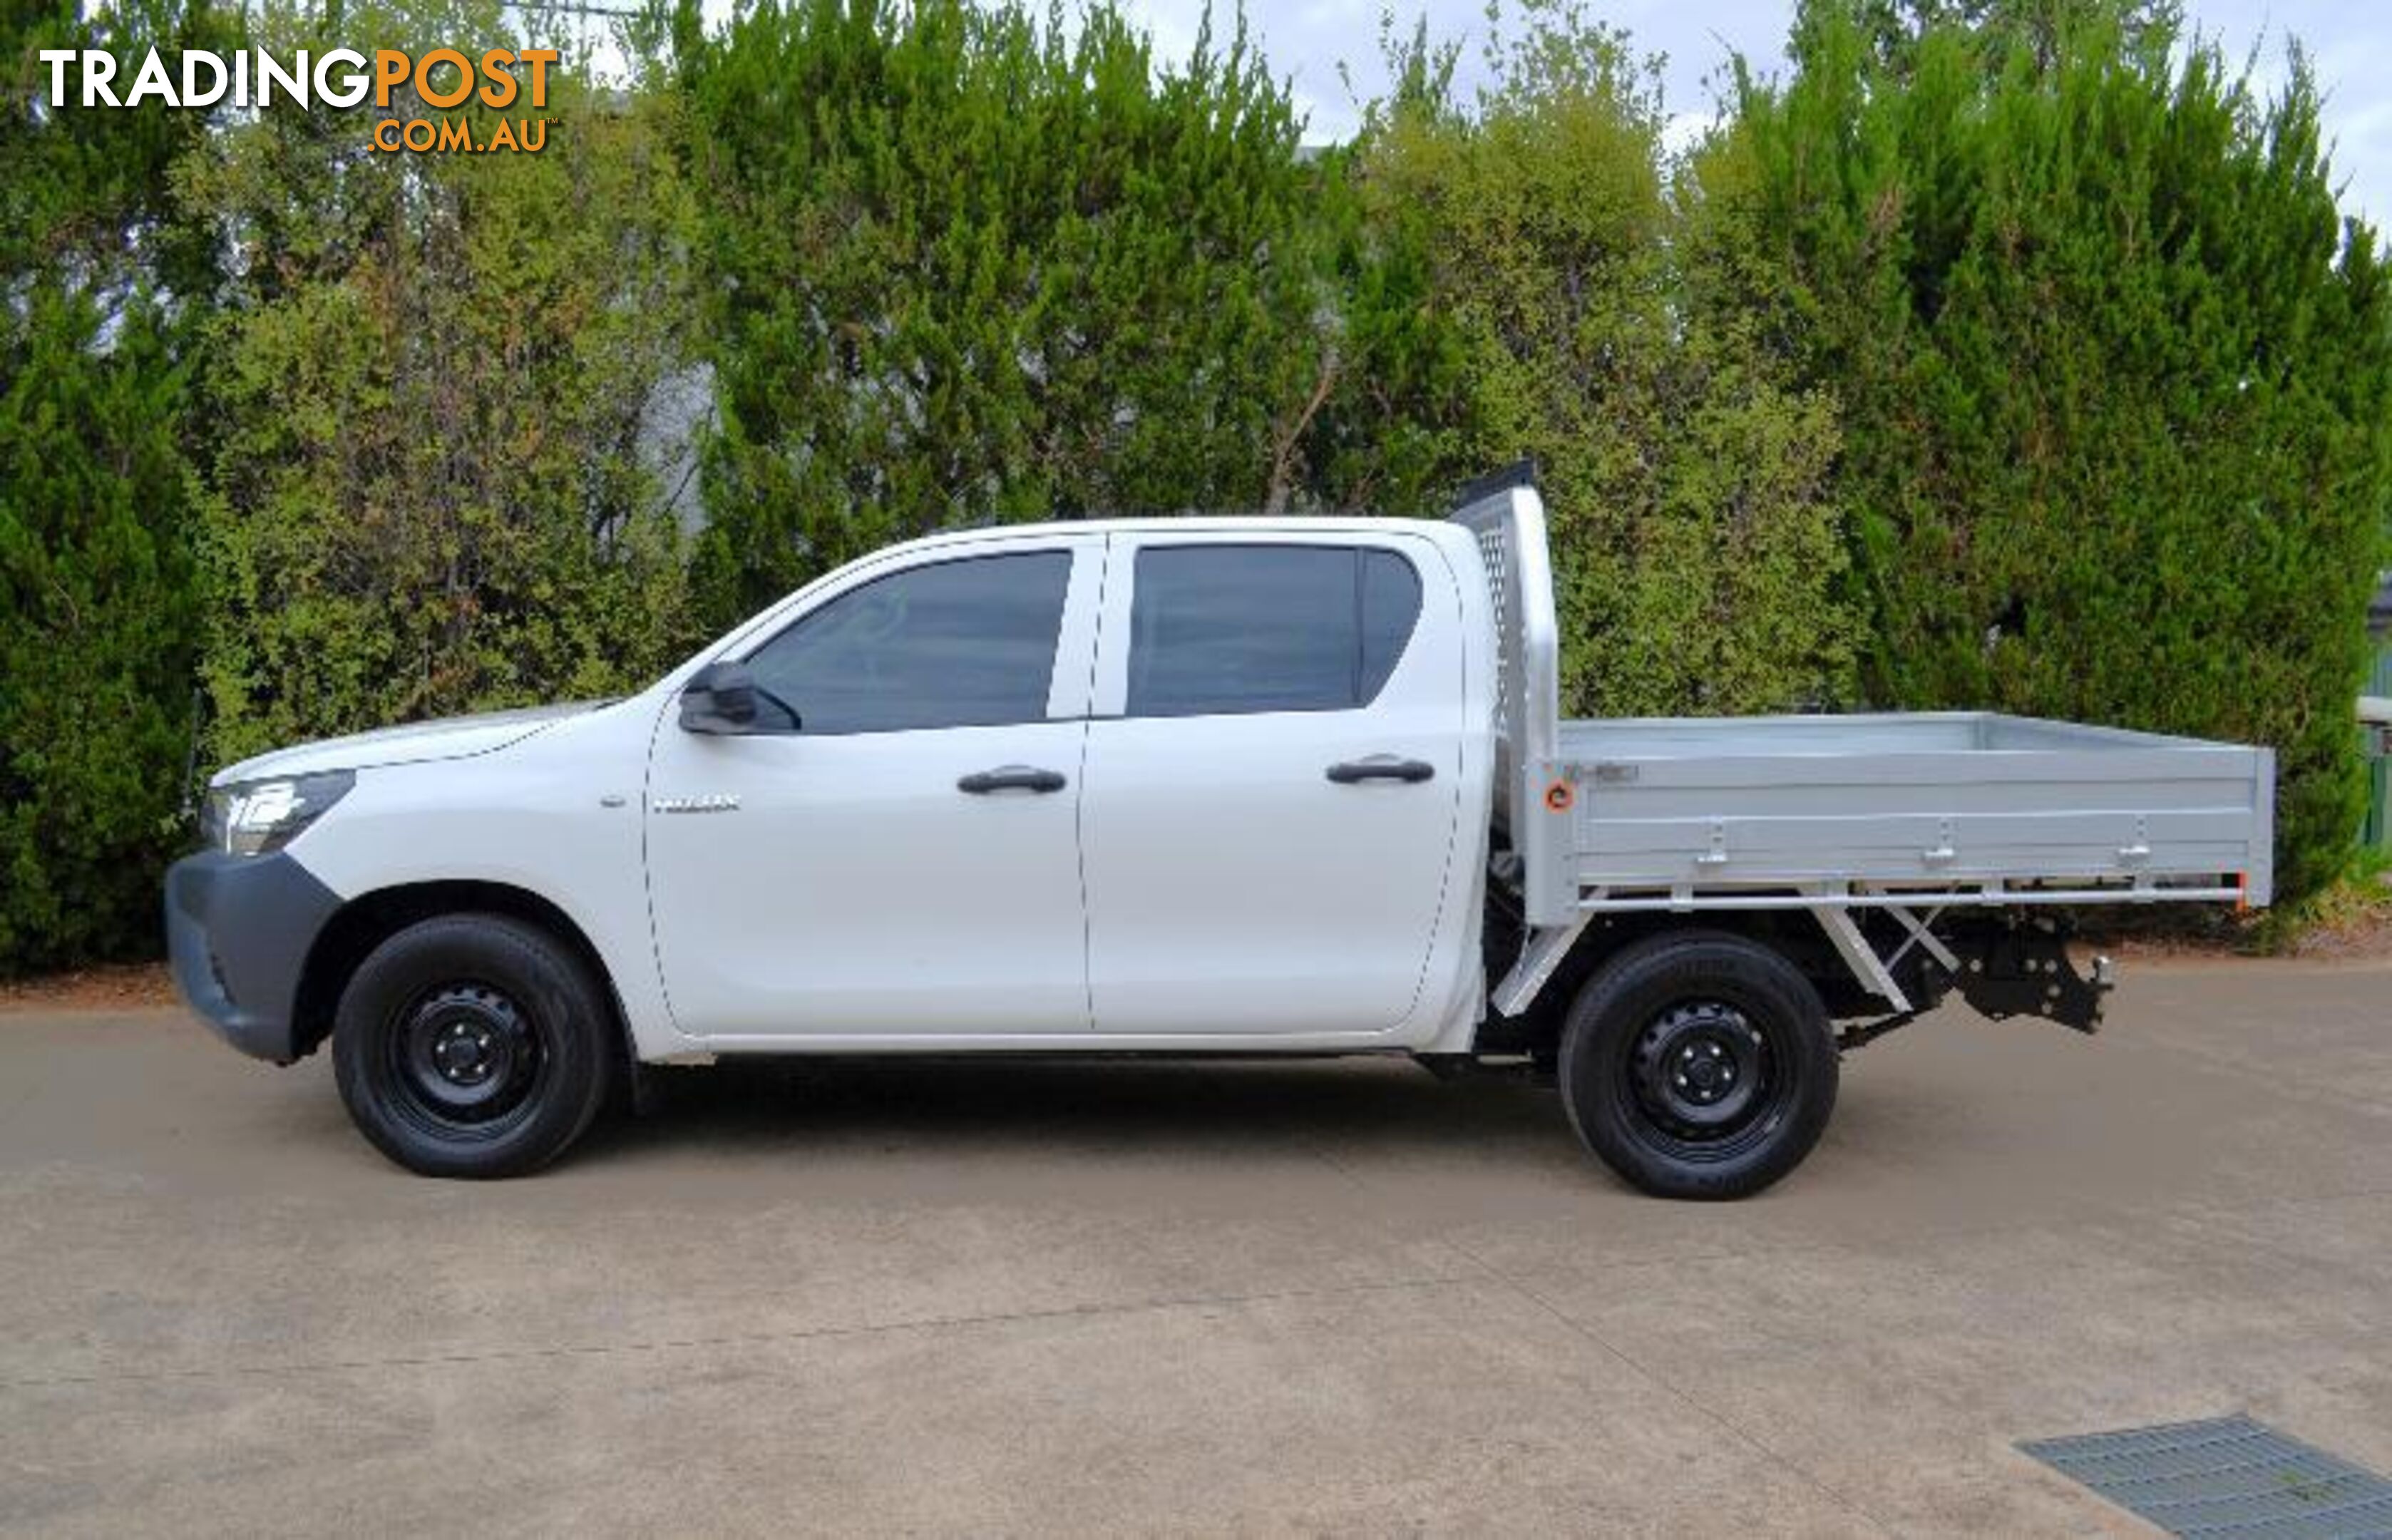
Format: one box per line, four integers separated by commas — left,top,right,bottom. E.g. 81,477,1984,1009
168,469,2277,1196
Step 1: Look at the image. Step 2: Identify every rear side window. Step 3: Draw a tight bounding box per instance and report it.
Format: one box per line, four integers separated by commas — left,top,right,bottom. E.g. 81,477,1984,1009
1126,545,1423,719
744,551,1071,734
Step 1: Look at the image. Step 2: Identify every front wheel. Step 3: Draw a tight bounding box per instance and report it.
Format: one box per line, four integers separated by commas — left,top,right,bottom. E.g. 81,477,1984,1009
1558,933,1838,1200
333,914,616,1178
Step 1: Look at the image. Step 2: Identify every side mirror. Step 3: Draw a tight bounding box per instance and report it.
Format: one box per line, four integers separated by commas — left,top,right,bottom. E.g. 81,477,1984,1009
680,661,759,734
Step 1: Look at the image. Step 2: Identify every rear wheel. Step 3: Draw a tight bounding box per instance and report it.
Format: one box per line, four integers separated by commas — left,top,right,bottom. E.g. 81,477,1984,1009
333,914,615,1179
1558,932,1837,1199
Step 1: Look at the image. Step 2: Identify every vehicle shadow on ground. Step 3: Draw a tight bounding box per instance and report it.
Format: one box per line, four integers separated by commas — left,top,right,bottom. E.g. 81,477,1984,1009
547,1046,2030,1216
575,1057,1576,1169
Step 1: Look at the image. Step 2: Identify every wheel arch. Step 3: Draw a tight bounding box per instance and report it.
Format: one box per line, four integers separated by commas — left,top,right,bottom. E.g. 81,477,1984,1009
1480,908,1864,1057
292,880,632,1065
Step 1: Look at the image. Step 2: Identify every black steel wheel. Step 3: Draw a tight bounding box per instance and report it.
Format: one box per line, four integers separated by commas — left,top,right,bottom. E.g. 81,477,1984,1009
1559,932,1837,1199
334,914,615,1179
387,981,544,1132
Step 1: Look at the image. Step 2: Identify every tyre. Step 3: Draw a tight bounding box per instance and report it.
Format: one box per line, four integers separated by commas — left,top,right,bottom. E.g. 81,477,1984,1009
332,914,616,1179
1557,931,1837,1200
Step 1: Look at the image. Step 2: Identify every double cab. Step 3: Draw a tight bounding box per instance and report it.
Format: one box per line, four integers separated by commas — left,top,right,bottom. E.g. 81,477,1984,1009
168,471,2275,1196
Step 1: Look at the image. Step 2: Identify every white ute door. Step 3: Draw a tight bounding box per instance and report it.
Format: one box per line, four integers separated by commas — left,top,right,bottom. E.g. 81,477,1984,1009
645,538,1102,1040
1080,533,1465,1037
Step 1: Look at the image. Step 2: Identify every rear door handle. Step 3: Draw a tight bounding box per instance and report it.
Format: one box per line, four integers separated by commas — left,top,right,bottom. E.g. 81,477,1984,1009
958,765,1067,795
1325,755,1435,785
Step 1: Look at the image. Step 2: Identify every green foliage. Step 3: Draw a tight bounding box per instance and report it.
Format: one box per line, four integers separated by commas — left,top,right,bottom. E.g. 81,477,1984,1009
0,0,228,974
187,3,701,764
669,0,1349,625
8,0,2391,972
1,0,227,293
1724,0,2392,902
1290,23,1475,520
1846,0,2182,79
1356,3,1858,714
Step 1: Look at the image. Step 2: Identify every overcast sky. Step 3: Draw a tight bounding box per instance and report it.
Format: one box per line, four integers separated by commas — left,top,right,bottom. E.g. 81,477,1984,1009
1110,0,2392,227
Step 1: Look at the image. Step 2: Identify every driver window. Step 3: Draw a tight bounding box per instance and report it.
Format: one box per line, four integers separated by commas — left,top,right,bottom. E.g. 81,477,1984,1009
742,550,1072,734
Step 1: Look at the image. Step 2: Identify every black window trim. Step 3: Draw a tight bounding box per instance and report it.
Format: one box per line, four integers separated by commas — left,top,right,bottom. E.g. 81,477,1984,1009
1120,538,1426,722
734,546,1079,738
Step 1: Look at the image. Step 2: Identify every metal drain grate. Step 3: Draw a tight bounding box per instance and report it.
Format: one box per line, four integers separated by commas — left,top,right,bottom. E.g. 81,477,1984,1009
2021,1415,2392,1537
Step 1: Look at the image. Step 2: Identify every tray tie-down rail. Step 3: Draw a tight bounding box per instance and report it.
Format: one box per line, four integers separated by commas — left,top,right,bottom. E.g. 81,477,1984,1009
1492,898,2115,1049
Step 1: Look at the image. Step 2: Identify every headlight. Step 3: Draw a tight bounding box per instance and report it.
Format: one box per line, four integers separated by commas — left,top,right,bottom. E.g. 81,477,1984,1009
201,771,356,856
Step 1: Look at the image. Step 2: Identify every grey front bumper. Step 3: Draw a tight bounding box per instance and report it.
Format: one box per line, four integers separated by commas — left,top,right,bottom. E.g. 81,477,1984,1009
163,851,344,1063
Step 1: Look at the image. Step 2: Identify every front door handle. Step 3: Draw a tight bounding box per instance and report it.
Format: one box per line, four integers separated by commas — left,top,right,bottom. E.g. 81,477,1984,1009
958,765,1067,795
1325,756,1435,785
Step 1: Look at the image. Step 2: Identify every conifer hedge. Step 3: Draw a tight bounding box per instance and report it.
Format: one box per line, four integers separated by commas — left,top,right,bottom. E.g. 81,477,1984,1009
1725,0,2392,904
3,0,2387,973
669,0,1350,625
1,0,226,971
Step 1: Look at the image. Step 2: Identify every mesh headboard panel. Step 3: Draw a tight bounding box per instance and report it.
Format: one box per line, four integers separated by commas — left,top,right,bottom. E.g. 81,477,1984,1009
1451,484,1558,821
1474,523,1513,747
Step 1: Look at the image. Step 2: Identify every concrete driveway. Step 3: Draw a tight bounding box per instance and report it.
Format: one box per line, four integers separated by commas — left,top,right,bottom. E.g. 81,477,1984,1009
1,958,2388,1536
